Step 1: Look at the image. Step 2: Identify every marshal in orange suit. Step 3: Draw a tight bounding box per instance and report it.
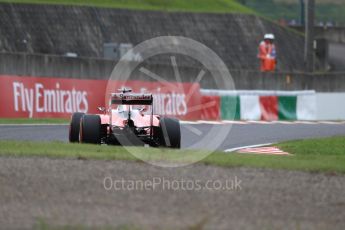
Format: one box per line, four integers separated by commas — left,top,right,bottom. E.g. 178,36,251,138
258,34,277,72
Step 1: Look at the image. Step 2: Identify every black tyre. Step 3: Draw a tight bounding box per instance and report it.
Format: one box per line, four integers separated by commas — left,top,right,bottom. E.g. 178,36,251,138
69,112,85,143
159,117,181,148
80,115,101,144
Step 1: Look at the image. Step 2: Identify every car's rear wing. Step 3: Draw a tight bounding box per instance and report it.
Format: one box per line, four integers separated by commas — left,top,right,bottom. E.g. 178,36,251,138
111,93,153,105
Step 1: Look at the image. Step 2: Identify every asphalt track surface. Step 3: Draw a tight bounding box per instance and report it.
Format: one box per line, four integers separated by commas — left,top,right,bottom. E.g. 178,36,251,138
1,123,345,150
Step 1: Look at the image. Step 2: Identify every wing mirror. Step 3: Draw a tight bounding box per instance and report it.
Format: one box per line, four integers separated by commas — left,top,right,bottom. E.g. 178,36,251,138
98,107,106,113
139,106,148,112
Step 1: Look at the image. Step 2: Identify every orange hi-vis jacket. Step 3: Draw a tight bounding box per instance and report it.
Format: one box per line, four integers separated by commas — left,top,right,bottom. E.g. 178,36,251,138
258,41,277,72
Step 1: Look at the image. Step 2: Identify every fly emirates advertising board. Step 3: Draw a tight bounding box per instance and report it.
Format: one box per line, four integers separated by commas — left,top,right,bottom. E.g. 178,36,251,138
0,75,210,120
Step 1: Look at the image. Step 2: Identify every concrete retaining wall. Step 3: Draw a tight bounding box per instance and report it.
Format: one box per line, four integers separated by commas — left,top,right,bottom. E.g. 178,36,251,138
291,26,345,44
0,3,309,71
0,53,115,79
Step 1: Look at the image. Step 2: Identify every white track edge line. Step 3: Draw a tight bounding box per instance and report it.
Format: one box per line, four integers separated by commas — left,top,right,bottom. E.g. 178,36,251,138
224,143,274,153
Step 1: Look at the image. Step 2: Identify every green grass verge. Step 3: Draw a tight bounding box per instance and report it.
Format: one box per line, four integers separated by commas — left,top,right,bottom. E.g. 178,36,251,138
207,136,345,173
0,118,69,124
244,0,345,26
277,136,345,156
0,0,254,14
1,136,345,173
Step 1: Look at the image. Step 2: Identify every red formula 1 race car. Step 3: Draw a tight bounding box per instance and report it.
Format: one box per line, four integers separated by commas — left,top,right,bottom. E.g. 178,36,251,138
69,89,181,148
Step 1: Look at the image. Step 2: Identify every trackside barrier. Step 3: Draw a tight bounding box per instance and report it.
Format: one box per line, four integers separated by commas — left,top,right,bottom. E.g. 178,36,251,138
200,95,220,120
0,75,201,120
200,90,317,121
1,75,344,121
315,93,345,120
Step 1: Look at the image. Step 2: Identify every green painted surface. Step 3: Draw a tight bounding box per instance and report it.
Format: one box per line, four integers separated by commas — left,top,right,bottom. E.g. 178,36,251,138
221,96,240,120
278,96,297,120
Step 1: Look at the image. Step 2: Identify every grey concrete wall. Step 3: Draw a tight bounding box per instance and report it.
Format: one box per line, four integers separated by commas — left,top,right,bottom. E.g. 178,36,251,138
291,26,345,43
0,52,344,92
329,43,345,71
0,52,115,79
317,27,345,43
0,3,309,72
290,26,345,71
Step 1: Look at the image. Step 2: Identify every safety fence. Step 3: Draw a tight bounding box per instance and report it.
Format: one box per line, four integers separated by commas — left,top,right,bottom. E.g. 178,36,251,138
1,53,345,92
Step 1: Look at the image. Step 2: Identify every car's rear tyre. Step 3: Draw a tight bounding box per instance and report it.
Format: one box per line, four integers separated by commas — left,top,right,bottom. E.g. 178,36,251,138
69,112,85,143
159,117,181,148
80,115,101,144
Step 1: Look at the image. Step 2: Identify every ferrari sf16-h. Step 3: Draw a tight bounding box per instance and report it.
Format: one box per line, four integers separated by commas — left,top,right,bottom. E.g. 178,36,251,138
69,89,181,148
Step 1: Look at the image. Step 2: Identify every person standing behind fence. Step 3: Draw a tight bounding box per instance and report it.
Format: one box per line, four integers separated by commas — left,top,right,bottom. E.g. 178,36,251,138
258,34,277,72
